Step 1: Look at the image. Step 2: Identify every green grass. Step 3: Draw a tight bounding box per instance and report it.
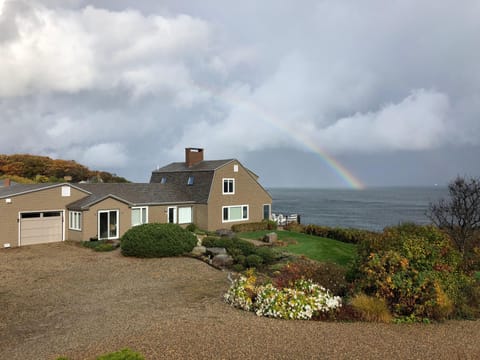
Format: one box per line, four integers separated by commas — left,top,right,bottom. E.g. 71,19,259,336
239,230,356,266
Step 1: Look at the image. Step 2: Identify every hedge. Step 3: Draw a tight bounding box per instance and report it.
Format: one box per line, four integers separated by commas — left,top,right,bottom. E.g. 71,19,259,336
231,220,277,232
121,223,197,258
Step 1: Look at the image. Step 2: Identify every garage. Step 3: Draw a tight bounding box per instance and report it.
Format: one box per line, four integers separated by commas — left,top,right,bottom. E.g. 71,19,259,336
19,211,64,246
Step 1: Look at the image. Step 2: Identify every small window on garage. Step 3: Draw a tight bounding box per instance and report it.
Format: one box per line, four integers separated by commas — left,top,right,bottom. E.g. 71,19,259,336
44,211,61,217
21,212,41,219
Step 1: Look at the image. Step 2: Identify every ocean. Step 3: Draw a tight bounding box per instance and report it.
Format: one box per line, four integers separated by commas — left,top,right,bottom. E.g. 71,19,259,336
268,187,448,232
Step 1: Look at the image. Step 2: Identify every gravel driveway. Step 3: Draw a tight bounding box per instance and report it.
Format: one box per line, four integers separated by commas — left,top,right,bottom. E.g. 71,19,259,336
1,243,480,360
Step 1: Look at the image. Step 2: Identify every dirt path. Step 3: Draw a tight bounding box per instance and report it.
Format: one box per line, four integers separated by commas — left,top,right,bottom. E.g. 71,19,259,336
1,243,479,359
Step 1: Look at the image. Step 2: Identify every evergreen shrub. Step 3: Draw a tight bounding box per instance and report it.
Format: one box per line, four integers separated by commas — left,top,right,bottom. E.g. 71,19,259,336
121,223,196,258
231,220,277,232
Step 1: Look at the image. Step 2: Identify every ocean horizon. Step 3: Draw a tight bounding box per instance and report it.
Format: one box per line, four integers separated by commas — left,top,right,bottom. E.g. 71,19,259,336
267,186,448,232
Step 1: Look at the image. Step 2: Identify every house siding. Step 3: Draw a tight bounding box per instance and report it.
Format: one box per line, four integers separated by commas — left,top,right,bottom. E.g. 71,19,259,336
78,198,131,241
194,204,208,230
207,161,272,230
0,186,87,248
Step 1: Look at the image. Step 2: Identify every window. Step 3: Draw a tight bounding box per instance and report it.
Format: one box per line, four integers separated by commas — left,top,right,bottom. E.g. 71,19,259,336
98,210,119,239
187,176,194,185
263,204,271,220
222,205,248,222
234,164,239,172
168,207,176,224
223,178,235,194
178,207,192,224
131,207,148,226
160,177,167,184
61,186,71,197
69,211,82,231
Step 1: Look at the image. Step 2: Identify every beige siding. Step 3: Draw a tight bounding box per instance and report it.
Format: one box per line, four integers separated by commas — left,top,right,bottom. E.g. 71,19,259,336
148,205,168,224
0,186,87,248
194,204,209,230
207,161,272,231
79,198,131,240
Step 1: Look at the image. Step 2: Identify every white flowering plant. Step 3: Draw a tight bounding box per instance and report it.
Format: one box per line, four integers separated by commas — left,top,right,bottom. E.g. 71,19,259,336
224,275,342,320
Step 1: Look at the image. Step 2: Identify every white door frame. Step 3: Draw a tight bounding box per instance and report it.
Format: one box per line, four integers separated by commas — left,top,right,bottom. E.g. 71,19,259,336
167,206,177,224
98,210,119,240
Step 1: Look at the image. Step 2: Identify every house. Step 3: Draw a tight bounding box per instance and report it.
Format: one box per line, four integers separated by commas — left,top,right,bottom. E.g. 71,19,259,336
0,148,272,248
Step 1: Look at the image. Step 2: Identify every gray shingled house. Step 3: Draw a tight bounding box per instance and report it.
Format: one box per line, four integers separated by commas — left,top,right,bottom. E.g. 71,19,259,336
0,148,272,247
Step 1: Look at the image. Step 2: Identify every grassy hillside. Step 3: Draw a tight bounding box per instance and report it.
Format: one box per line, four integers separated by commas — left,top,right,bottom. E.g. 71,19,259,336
0,154,129,183
240,230,356,266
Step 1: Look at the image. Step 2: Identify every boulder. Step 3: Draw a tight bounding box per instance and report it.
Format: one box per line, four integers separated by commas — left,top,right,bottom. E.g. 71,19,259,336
216,229,236,238
191,246,207,256
263,232,278,244
206,247,227,257
212,254,234,268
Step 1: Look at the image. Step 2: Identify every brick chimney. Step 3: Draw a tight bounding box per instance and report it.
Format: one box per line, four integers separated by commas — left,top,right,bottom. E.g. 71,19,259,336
3,178,11,187
185,148,204,167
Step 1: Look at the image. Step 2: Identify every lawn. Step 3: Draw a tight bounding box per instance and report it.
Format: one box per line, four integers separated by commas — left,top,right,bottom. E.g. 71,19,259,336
239,230,356,266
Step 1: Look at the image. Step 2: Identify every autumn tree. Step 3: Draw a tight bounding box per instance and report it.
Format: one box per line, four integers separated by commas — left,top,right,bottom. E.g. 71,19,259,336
428,176,480,257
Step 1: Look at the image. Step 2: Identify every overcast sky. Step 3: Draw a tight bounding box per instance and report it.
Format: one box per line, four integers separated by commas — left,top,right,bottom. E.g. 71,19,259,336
1,0,479,188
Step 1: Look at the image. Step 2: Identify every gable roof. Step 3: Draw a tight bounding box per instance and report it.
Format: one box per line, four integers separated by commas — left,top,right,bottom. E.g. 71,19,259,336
0,183,90,199
67,183,197,210
153,159,234,173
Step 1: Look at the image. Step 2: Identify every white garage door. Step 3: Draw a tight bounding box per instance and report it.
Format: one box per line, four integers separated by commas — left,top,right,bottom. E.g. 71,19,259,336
20,211,63,246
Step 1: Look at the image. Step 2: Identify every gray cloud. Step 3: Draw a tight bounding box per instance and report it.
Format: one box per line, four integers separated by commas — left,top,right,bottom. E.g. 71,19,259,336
0,0,479,186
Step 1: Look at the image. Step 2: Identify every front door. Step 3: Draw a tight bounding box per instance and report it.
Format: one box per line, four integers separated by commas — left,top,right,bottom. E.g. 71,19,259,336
98,210,119,239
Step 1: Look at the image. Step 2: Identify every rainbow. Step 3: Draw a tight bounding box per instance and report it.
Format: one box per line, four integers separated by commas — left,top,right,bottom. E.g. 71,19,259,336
193,85,366,190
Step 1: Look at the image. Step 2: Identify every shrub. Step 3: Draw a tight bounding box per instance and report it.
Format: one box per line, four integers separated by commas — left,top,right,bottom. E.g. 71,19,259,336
352,223,473,320
246,254,263,268
82,240,119,252
284,222,305,233
225,274,342,320
231,220,277,232
185,223,197,232
254,246,281,265
201,236,278,268
121,223,197,258
349,294,392,323
232,263,245,272
96,348,145,360
303,225,378,244
273,259,348,296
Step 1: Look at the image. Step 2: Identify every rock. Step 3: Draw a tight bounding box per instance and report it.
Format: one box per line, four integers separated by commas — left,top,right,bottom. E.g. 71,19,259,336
263,232,278,244
216,229,236,238
206,247,227,257
196,235,206,246
191,246,206,256
212,254,234,268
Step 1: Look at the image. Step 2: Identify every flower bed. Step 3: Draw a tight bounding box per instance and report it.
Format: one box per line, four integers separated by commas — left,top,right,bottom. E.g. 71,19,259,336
224,272,341,320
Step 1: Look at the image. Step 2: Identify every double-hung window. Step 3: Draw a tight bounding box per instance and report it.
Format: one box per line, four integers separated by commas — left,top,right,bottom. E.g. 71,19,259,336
223,205,248,222
223,178,235,194
69,211,82,231
131,207,148,226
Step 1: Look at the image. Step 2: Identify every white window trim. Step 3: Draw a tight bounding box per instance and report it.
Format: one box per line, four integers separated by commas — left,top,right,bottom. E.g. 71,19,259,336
69,211,82,231
222,204,249,223
178,206,193,224
223,178,235,195
167,206,177,224
98,210,119,240
131,207,148,226
263,204,271,220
